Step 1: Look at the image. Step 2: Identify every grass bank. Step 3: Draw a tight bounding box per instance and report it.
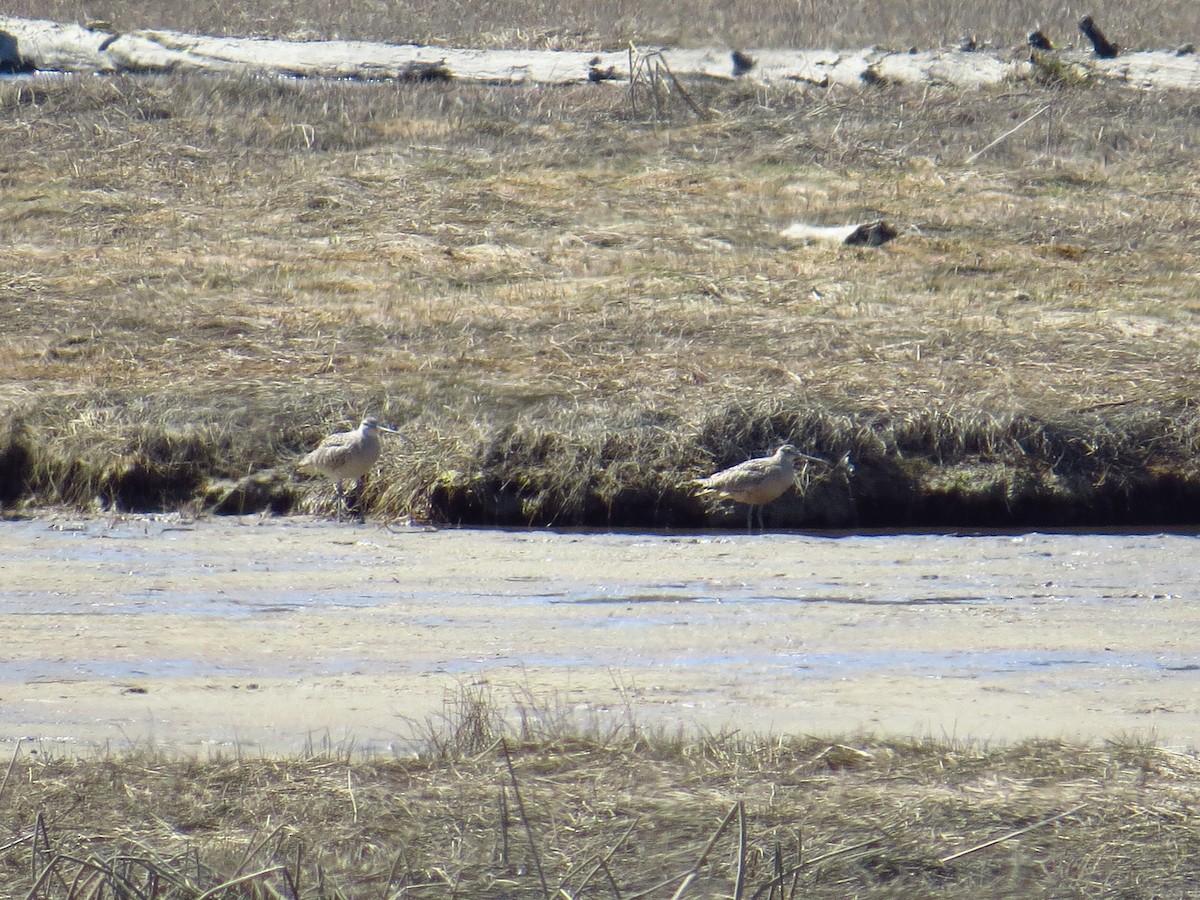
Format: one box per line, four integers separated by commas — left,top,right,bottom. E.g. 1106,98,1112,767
3,13,1200,528
3,686,1200,898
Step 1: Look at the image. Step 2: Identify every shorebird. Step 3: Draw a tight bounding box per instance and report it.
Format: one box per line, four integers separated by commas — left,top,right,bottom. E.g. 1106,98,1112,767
297,417,400,519
694,444,826,531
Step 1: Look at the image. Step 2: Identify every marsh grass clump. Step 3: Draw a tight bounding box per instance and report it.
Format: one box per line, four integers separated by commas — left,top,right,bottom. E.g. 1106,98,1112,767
422,416,699,526
15,405,304,514
3,688,1200,898
1029,54,1094,89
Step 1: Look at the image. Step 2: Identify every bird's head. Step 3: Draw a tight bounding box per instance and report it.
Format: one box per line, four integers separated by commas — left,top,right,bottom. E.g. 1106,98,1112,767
361,417,400,434
777,444,830,467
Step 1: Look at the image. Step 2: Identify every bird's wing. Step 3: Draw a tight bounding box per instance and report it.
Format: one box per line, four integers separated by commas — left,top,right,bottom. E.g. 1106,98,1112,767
296,449,322,472
318,430,358,449
697,458,779,493
297,431,356,472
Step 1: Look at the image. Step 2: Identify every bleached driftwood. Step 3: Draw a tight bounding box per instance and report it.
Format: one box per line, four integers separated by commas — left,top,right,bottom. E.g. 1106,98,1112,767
781,221,899,247
0,17,605,83
2,16,1200,90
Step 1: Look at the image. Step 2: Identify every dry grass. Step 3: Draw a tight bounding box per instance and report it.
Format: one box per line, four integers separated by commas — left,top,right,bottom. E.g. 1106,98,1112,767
2,686,1199,898
3,7,1199,895
3,3,1200,526
8,0,1200,51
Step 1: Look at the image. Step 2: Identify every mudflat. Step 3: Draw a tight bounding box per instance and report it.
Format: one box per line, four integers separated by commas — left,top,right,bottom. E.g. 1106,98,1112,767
2,515,1198,754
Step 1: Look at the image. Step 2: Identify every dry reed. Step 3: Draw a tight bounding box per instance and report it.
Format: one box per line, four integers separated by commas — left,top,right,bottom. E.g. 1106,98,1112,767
2,687,1198,897
6,0,1200,53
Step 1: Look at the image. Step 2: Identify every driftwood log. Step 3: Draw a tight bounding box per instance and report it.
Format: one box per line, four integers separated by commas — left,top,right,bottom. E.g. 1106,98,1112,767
1,16,1199,90
781,221,899,247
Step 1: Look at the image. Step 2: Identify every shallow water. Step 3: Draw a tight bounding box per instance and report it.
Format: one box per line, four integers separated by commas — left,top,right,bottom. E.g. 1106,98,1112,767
5,517,1198,671
2,516,1198,751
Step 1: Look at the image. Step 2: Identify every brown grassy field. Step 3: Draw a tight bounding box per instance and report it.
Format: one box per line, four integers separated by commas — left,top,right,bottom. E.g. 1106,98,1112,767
4,54,1199,526
3,6,1200,529
3,689,1200,898
8,0,1200,51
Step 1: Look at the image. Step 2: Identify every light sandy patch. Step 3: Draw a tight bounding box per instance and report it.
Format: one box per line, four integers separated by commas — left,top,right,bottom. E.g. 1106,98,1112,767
2,515,1197,754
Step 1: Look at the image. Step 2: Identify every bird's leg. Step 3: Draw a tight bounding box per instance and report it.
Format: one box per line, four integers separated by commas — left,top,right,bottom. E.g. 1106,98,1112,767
334,481,346,521
746,505,754,533
351,476,367,523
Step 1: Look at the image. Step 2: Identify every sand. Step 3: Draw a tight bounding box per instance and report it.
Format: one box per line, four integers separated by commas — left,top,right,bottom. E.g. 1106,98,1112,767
2,515,1198,755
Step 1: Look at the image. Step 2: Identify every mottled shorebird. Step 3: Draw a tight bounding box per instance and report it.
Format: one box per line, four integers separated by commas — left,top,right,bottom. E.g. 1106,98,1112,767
298,417,400,519
694,444,825,531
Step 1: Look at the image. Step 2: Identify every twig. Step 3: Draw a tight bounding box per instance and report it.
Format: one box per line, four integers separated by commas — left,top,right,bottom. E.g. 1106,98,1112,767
65,863,96,899
965,105,1050,164
30,812,55,890
628,43,638,116
24,852,144,900
0,740,20,808
569,817,638,898
236,823,288,876
939,804,1086,864
733,800,748,900
650,52,708,120
770,841,784,900
498,788,510,866
22,853,65,900
786,861,801,900
597,857,624,899
195,866,292,899
749,837,884,900
500,738,551,900
668,800,743,900
0,834,33,854
626,45,707,122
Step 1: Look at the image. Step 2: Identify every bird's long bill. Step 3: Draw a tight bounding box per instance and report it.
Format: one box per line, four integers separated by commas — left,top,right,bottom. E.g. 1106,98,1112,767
377,424,402,434
797,452,832,465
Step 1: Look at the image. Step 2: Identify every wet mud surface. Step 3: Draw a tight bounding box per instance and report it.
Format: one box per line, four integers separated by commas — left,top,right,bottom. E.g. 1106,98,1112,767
2,515,1198,754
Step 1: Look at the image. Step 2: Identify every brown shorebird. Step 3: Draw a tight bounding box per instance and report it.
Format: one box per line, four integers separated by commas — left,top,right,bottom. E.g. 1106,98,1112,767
298,417,400,519
694,444,825,531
